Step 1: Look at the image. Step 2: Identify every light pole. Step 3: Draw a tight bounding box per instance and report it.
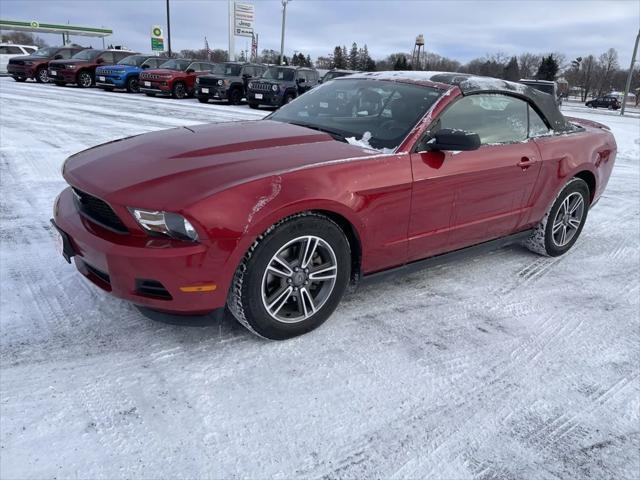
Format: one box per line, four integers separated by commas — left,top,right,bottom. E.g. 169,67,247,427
166,0,172,57
621,29,639,116
279,0,291,65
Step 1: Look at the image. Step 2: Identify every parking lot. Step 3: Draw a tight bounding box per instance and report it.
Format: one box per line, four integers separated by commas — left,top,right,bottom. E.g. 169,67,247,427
1,77,638,478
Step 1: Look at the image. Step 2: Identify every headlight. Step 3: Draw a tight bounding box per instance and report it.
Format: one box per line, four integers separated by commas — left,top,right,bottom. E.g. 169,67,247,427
271,84,278,92
217,79,223,86
248,82,254,89
129,208,199,242
195,77,200,84
66,64,77,69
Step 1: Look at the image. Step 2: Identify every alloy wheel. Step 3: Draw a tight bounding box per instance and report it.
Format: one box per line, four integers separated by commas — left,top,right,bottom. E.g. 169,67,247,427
551,192,584,247
79,72,92,88
129,78,139,93
174,83,186,99
261,235,338,323
38,68,49,83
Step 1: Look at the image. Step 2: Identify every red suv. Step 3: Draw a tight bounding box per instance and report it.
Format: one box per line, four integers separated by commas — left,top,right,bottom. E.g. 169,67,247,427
7,46,84,83
48,49,136,88
139,59,216,99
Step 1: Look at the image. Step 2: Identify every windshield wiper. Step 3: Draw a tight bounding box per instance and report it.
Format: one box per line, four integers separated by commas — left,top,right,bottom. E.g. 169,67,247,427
289,122,348,143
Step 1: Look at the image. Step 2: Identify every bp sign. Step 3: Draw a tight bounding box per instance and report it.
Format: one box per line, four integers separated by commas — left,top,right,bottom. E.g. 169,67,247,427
151,37,164,51
151,25,163,39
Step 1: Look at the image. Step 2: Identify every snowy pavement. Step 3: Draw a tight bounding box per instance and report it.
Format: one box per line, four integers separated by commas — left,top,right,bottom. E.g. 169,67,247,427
1,77,638,479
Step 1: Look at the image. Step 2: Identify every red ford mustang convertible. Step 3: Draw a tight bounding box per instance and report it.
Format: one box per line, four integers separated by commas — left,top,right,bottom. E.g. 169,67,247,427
53,72,616,339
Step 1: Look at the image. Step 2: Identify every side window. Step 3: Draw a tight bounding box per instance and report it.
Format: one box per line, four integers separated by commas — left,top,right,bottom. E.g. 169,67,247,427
115,52,130,62
529,106,550,137
59,49,73,59
437,94,528,145
244,67,254,77
2,46,23,54
23,47,37,54
99,52,115,64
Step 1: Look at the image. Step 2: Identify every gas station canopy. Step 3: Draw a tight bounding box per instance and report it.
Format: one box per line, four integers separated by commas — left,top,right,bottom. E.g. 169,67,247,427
0,19,112,38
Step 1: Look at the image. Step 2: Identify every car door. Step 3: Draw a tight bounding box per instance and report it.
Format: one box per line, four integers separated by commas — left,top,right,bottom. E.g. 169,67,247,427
408,93,543,260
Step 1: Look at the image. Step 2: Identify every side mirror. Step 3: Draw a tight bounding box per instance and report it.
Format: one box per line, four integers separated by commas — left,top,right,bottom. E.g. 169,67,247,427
428,129,481,152
141,64,150,69
54,54,63,60
242,73,250,78
297,78,305,84
186,68,195,74
96,58,105,64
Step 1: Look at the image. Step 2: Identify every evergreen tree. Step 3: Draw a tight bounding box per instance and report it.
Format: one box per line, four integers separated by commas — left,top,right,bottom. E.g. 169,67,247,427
332,46,344,69
536,54,559,81
306,54,313,68
503,56,520,81
349,42,359,71
342,45,348,67
394,55,409,70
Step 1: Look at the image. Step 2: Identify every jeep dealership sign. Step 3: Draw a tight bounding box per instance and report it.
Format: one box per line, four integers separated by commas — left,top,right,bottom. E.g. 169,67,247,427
234,2,254,37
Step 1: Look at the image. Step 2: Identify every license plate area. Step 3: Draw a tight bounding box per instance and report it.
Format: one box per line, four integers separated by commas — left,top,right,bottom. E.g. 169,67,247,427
144,81,151,87
254,93,263,99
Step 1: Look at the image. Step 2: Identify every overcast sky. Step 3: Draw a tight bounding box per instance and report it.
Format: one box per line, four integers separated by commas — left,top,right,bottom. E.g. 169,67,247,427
2,0,639,65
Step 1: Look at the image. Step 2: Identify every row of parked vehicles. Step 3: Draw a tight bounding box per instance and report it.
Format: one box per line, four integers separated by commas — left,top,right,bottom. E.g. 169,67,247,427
7,46,357,109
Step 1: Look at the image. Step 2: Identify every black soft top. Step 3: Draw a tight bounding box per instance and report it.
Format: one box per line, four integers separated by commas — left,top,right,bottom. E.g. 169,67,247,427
428,73,573,133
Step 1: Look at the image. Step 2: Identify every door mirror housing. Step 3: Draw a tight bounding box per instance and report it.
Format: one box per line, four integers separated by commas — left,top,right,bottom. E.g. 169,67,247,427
96,58,105,64
54,54,63,60
141,64,150,69
186,68,195,74
428,129,481,152
297,78,305,84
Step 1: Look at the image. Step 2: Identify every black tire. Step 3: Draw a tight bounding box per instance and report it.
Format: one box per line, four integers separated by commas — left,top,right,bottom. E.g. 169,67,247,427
54,81,65,86
248,102,260,109
77,70,93,88
228,213,351,340
104,86,114,92
172,81,187,99
145,92,156,97
126,76,140,93
282,91,295,106
524,178,590,257
13,76,26,82
35,67,49,83
228,87,243,105
197,97,209,103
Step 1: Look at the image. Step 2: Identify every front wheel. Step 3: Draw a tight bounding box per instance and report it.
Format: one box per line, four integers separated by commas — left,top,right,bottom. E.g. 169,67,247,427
77,71,93,88
35,67,49,83
524,178,590,257
228,213,351,340
228,88,242,105
126,76,140,93
172,81,187,99
282,92,295,106
248,102,259,109
13,76,26,82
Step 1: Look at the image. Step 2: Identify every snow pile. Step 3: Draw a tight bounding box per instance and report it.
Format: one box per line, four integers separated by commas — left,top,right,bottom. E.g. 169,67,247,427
346,131,395,154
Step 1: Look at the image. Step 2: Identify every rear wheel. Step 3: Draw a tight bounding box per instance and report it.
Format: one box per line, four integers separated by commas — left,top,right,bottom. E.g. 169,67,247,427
282,92,295,106
77,71,93,88
13,76,26,82
35,67,49,83
228,213,351,340
172,81,187,99
126,76,140,93
524,178,590,257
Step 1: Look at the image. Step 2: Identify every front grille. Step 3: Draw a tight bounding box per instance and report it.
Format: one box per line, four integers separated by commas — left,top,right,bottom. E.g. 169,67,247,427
136,279,172,300
140,73,169,81
72,187,128,234
251,82,275,92
98,69,119,76
198,76,221,87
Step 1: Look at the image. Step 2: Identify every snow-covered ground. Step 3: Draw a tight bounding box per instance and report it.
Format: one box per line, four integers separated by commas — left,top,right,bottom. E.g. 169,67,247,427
1,77,638,479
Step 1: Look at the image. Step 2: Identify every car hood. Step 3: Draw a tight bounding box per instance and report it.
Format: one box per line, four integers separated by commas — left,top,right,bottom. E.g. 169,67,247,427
63,120,382,210
9,54,45,63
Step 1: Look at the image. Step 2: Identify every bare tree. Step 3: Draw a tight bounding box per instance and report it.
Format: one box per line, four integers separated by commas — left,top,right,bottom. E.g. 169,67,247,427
518,53,542,79
594,48,619,96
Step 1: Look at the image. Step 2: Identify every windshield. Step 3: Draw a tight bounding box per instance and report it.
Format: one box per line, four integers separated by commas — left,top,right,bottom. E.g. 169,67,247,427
323,71,351,82
72,49,101,61
262,67,295,82
31,47,57,57
269,79,444,151
119,55,148,66
158,59,192,71
224,63,243,76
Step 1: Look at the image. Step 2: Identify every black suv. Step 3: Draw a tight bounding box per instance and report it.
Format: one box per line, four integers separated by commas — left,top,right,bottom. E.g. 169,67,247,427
586,96,621,110
247,66,319,109
196,62,266,105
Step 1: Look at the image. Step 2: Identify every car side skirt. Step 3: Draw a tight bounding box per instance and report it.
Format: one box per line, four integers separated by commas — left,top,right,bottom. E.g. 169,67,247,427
360,229,533,286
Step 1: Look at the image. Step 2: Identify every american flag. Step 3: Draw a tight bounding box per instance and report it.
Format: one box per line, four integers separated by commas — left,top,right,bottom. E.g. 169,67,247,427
204,37,211,60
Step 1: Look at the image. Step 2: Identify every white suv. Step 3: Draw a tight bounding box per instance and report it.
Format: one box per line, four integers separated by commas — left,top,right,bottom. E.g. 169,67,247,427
0,44,37,75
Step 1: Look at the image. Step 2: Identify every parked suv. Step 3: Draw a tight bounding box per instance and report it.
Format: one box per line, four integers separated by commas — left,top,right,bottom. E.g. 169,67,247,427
7,45,84,83
139,59,216,99
95,55,166,93
586,96,621,110
196,62,266,105
49,49,136,87
247,66,318,109
319,69,358,83
0,43,37,75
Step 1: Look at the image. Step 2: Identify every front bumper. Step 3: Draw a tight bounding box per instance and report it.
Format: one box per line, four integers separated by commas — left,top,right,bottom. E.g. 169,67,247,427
140,79,171,96
7,64,35,78
95,74,126,89
196,85,228,101
247,90,282,106
53,187,228,314
48,68,77,83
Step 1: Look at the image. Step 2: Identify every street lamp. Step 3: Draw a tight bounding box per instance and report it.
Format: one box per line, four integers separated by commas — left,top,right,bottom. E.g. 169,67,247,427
279,0,291,65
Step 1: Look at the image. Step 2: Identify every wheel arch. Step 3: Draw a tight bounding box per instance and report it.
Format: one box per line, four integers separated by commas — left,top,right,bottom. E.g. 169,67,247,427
573,170,596,203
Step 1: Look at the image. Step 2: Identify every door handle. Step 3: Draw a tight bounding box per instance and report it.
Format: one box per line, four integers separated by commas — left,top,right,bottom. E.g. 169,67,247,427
518,156,534,170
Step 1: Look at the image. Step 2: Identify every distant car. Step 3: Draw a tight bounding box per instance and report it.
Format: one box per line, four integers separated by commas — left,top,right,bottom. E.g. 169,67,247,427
95,55,166,93
0,43,37,75
519,79,561,106
247,66,319,109
52,72,616,340
319,69,358,83
586,96,621,110
196,62,267,105
7,45,84,83
48,49,136,88
139,59,216,99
